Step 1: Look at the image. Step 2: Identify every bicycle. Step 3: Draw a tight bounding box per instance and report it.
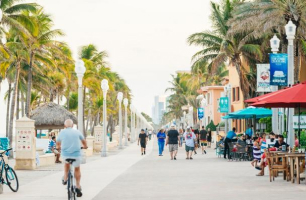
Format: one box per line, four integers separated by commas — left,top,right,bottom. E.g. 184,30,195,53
0,148,19,192
66,158,78,200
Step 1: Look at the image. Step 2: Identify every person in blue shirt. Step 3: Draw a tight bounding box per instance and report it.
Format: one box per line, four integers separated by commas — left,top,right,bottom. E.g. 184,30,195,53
157,129,166,156
57,119,88,197
224,127,236,159
245,125,253,138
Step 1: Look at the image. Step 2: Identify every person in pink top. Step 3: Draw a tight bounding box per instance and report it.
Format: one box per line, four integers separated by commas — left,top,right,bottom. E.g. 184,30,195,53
295,134,299,147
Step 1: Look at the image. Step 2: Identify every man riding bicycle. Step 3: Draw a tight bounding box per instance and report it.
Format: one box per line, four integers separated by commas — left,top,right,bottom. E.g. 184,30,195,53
56,119,88,197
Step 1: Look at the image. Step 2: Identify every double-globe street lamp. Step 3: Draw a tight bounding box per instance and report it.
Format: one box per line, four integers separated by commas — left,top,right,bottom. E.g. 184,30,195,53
101,79,109,157
75,60,86,135
117,92,123,149
269,20,296,146
123,98,129,146
75,60,86,163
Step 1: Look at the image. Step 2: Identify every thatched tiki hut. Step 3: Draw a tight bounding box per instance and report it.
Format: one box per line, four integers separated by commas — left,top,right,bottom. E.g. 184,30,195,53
30,103,77,136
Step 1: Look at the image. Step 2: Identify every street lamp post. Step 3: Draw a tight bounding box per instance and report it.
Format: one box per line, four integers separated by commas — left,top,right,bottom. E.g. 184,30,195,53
129,105,133,142
101,79,109,157
117,92,123,149
123,98,128,146
285,20,296,147
270,35,281,135
75,60,86,135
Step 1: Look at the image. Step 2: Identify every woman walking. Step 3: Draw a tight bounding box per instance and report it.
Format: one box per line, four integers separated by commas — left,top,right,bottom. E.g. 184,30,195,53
157,129,166,156
179,128,184,147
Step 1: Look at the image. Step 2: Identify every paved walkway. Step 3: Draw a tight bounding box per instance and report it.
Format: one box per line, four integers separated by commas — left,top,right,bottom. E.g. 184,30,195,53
1,138,306,200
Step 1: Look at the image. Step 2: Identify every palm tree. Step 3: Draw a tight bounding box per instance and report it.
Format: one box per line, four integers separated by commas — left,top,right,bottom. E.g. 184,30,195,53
0,0,38,34
229,0,306,81
22,9,65,116
188,0,263,100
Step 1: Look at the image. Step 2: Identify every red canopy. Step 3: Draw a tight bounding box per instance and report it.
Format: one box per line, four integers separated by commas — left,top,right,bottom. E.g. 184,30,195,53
251,81,306,108
245,87,288,103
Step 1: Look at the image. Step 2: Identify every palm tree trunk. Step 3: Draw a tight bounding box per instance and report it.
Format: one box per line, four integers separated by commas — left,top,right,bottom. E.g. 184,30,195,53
234,58,250,101
9,62,21,148
16,88,20,120
25,52,34,117
21,92,25,117
6,82,12,137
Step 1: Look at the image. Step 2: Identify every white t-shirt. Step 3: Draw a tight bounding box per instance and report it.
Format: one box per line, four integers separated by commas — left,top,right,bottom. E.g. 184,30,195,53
183,132,196,147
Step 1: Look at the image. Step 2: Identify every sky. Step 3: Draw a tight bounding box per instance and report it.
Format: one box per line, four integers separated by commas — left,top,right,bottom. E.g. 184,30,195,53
0,0,212,135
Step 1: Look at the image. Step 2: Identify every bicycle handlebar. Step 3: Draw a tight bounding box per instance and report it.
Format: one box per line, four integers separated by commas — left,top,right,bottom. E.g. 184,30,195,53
0,148,12,155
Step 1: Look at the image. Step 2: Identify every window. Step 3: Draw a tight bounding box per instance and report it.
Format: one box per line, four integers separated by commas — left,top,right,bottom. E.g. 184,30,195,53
232,88,236,102
232,87,240,102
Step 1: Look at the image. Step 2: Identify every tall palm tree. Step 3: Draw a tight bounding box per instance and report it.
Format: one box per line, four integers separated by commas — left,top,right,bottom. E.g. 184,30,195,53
229,0,306,81
188,0,263,100
22,9,65,116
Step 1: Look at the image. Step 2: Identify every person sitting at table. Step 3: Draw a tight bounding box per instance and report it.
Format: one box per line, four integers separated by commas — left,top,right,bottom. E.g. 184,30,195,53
251,137,261,167
295,134,299,147
274,135,289,151
260,133,267,155
49,136,61,163
255,152,267,176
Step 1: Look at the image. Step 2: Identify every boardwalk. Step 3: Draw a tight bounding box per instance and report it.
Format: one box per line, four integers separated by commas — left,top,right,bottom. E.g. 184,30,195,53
1,138,305,200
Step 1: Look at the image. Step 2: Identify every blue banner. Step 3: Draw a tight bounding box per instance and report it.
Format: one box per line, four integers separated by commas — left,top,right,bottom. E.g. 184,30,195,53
198,108,204,119
269,53,288,86
219,97,229,113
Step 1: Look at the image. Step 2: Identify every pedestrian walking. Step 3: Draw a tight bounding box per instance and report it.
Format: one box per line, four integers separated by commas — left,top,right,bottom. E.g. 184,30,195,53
224,127,237,159
157,129,166,156
194,128,199,154
207,128,212,148
179,128,184,147
148,130,152,140
199,126,208,154
138,129,148,155
183,127,197,160
165,125,180,160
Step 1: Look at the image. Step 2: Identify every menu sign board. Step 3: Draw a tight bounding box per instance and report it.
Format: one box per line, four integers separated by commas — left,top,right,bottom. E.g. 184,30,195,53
16,129,33,151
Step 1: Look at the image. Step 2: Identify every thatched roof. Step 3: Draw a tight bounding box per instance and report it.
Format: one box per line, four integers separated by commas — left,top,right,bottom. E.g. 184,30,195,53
30,103,77,130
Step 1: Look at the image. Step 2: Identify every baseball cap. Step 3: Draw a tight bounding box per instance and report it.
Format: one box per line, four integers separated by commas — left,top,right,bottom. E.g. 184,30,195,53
187,126,191,129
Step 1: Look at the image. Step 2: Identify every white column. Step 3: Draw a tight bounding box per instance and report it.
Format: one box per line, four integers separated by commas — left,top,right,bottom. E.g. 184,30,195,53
101,79,109,157
287,40,295,146
124,98,128,146
118,100,123,149
101,90,107,156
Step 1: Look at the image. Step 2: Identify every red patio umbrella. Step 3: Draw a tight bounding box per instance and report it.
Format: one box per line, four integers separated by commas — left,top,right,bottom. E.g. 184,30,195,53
251,81,306,108
245,87,289,104
251,81,306,144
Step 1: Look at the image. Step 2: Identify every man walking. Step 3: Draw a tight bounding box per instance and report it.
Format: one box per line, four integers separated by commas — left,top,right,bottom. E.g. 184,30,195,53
157,129,166,156
199,126,208,154
56,119,88,197
224,127,237,159
166,125,180,160
183,127,197,159
138,129,148,155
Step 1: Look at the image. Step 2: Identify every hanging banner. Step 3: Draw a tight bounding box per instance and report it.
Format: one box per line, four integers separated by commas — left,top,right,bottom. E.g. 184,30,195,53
256,64,277,92
219,97,229,113
269,53,288,86
293,115,306,129
198,108,204,119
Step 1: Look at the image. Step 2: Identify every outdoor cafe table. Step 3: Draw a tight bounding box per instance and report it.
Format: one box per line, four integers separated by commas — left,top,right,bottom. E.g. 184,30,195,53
285,153,305,184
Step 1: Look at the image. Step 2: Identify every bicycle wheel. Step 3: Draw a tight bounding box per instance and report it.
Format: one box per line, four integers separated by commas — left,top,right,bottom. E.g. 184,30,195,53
5,166,19,192
67,172,72,200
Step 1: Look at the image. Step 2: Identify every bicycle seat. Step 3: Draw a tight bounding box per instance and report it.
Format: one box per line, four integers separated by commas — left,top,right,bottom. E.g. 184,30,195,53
65,159,76,164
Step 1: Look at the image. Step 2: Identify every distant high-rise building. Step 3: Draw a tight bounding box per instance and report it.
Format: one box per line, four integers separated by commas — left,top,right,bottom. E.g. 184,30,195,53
152,95,166,124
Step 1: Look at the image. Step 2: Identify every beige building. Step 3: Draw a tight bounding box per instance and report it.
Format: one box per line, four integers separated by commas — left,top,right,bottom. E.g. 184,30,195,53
200,86,224,126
